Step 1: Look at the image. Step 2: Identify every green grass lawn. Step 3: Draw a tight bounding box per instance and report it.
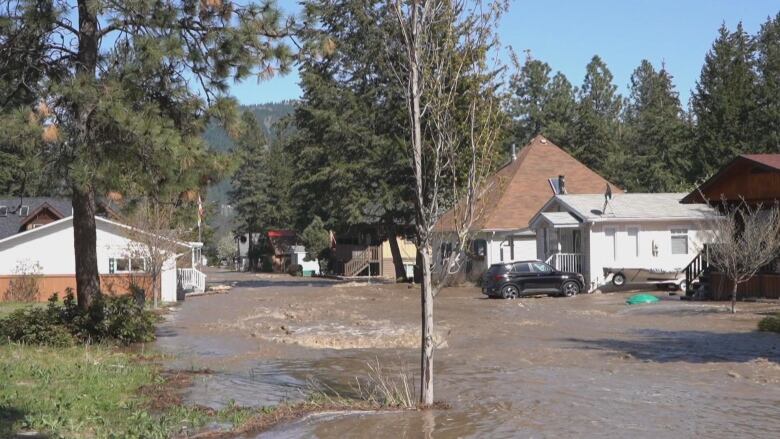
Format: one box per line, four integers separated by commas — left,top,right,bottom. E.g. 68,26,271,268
0,344,255,438
0,302,45,318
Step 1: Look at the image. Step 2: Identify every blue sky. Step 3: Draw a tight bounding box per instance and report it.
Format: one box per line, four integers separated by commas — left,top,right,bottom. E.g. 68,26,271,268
230,0,780,106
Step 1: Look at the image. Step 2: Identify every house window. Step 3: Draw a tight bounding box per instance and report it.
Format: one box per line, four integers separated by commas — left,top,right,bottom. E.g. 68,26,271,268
604,227,616,260
671,229,688,255
627,227,639,257
18,205,29,216
470,239,486,259
131,258,146,272
109,257,146,273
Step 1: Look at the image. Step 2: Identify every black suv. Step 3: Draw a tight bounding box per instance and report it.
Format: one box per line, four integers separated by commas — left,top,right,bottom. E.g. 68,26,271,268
482,260,585,299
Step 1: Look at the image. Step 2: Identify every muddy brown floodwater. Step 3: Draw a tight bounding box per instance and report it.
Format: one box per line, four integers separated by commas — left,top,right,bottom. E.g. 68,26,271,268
155,268,780,438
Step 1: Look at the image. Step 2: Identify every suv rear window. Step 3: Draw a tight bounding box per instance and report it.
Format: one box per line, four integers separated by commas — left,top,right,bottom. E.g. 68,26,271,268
486,264,510,275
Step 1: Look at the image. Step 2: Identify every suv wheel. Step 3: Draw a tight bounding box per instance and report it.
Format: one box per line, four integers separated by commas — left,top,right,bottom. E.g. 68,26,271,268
501,284,519,299
561,281,580,297
612,273,626,287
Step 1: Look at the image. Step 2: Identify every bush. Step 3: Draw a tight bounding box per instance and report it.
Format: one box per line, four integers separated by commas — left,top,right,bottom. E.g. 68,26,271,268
0,291,157,346
758,314,780,333
287,263,302,277
0,305,76,347
3,260,43,302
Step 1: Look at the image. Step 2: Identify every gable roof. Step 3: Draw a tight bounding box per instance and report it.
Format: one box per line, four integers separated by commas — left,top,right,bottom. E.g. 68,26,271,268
0,197,73,240
438,135,621,232
548,193,716,223
0,214,195,251
681,154,780,204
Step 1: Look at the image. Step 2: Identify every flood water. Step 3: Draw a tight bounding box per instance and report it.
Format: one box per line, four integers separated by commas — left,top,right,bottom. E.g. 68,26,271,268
156,269,780,438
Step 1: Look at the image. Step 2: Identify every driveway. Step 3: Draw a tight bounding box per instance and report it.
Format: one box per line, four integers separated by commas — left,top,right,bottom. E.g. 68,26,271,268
156,268,780,438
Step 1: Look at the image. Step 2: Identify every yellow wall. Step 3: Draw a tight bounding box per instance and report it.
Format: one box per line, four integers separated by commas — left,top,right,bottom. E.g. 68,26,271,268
381,237,417,261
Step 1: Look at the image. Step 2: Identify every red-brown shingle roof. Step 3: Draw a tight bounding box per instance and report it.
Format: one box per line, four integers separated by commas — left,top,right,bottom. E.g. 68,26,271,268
439,135,621,232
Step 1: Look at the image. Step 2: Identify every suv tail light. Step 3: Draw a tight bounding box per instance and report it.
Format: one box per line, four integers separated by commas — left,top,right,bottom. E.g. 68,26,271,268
493,274,506,281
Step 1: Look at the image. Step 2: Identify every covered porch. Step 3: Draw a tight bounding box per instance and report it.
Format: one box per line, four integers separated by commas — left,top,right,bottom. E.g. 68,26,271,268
535,212,585,275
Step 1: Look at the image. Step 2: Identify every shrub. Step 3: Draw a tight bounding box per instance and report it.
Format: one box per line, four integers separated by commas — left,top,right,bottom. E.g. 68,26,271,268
287,264,302,277
0,291,157,346
0,306,76,347
758,314,780,333
3,260,43,302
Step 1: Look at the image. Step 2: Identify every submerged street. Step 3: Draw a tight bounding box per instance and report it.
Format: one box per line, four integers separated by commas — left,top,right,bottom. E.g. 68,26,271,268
156,269,780,438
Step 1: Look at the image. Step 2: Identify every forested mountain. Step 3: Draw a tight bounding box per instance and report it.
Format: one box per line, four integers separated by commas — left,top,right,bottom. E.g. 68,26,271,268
203,101,295,234
203,101,296,152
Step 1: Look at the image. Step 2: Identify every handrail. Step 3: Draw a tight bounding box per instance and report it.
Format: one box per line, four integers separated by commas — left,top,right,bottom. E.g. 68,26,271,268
683,245,709,295
546,253,582,274
178,267,206,292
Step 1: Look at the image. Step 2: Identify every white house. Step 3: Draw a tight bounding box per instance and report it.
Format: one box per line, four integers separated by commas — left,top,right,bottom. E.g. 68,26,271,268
0,198,203,302
529,193,717,291
433,135,620,280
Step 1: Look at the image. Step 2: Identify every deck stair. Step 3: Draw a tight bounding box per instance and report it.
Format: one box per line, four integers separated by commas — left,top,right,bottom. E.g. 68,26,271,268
343,246,380,277
683,245,710,296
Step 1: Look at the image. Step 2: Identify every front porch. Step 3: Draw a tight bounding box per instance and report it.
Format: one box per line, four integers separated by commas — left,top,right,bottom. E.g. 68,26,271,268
541,222,585,275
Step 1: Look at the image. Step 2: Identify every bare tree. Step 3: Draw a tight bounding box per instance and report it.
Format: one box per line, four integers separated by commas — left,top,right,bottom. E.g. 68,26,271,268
122,199,190,308
390,0,506,406
701,198,780,313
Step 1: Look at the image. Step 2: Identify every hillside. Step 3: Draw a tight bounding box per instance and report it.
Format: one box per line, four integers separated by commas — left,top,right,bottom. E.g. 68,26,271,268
203,100,296,152
204,101,296,233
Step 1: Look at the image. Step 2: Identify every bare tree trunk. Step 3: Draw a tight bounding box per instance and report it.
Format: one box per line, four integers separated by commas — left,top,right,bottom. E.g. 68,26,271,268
419,246,434,406
72,0,101,311
72,184,101,310
731,282,738,314
248,232,254,272
388,229,408,282
406,9,435,404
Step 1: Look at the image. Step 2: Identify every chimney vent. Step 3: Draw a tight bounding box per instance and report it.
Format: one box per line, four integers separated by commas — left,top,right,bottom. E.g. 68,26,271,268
558,175,566,194
511,144,517,161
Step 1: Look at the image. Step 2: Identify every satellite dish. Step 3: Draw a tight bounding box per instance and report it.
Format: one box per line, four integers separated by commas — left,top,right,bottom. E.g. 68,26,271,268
602,184,612,214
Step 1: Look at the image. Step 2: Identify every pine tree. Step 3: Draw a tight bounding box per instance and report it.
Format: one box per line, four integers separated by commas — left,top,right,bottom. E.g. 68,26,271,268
0,1,293,309
691,23,758,180
508,54,575,147
288,0,414,279
570,55,623,180
229,112,269,270
543,72,577,147
755,13,780,152
622,60,691,191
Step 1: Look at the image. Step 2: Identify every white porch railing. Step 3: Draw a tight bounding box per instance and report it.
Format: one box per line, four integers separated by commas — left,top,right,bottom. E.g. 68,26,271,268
545,253,583,274
178,268,206,293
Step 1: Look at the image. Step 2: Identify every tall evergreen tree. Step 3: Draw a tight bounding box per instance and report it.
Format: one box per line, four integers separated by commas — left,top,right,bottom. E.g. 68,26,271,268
230,113,268,270
570,55,622,180
288,0,414,279
755,13,780,152
0,1,293,309
622,60,691,191
508,54,575,147
691,23,757,180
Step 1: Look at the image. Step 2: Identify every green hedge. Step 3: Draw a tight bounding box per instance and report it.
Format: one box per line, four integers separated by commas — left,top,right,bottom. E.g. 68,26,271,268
758,313,780,333
0,291,157,346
